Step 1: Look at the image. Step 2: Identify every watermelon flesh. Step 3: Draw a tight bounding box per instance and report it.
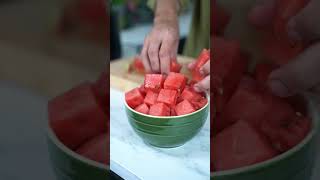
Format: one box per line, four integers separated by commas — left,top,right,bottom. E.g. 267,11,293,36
144,74,165,92
157,89,178,107
125,88,145,109
134,103,149,114
49,82,107,150
144,90,159,106
149,103,170,116
164,72,187,92
191,49,210,82
175,100,196,116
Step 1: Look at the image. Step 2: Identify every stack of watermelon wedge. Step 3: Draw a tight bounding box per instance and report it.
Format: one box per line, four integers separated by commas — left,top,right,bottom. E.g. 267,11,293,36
48,69,109,165
212,0,311,172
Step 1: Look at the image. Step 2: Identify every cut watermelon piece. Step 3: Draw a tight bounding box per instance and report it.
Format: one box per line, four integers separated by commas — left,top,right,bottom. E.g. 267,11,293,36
49,82,107,150
130,56,145,74
213,120,277,171
157,89,178,107
191,49,211,82
144,74,165,92
149,103,170,116
76,133,109,165
139,84,146,96
180,87,203,102
125,88,144,108
134,103,149,114
175,100,196,116
164,72,187,92
191,97,208,110
144,91,159,106
170,60,182,73
170,108,177,116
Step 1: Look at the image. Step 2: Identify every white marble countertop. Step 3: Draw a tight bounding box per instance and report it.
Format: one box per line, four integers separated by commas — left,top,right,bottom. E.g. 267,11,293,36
110,88,210,180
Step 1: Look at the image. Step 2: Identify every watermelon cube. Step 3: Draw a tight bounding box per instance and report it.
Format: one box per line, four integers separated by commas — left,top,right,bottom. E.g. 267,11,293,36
48,82,107,150
175,100,196,116
149,103,170,116
213,120,277,171
134,103,149,114
180,87,202,102
170,60,182,73
192,49,210,82
125,88,144,108
144,91,158,106
139,84,146,96
144,74,165,92
76,133,109,165
164,72,187,92
170,108,177,116
157,89,178,107
191,97,208,110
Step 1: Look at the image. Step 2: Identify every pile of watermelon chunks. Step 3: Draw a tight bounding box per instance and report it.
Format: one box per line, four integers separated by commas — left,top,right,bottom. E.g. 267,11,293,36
48,69,109,165
126,49,210,116
212,0,311,172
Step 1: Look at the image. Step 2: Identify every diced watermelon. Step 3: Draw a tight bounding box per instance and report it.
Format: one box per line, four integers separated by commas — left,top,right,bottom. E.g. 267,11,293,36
170,108,177,116
191,97,208,110
254,63,278,84
149,103,170,116
157,89,178,107
139,84,146,96
170,60,182,73
125,88,144,108
212,0,231,35
213,120,277,171
260,115,311,152
180,87,203,102
164,72,187,92
76,133,109,165
49,82,107,150
191,49,211,82
93,69,107,110
144,91,159,106
144,74,165,92
130,56,145,73
134,103,149,114
175,100,196,116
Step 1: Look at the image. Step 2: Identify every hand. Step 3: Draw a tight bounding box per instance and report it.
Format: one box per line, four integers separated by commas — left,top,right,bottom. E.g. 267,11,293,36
249,0,320,98
141,0,180,74
188,60,210,93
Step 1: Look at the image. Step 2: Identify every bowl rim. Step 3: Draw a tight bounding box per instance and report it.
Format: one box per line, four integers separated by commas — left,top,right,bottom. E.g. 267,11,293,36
124,96,209,119
46,126,109,170
211,99,318,177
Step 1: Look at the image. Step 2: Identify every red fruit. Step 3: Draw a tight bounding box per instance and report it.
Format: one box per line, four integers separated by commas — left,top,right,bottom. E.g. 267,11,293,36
144,74,165,92
132,56,145,73
144,91,159,106
157,89,178,107
49,82,107,150
213,120,277,171
191,49,211,82
191,97,208,110
164,72,187,92
175,100,196,116
254,63,278,84
180,87,203,102
125,88,144,109
170,108,177,116
170,60,182,73
134,103,149,114
76,133,109,165
93,69,108,110
149,103,170,116
139,84,146,96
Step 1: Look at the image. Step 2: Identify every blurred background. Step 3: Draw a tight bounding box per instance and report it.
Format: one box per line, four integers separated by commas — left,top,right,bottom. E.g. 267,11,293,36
110,0,193,60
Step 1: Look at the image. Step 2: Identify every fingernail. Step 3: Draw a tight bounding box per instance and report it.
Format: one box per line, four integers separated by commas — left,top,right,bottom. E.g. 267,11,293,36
268,79,290,97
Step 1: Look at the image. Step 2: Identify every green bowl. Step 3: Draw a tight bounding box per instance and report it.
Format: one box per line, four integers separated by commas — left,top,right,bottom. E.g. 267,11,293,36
125,99,209,148
46,127,109,180
211,97,319,180
128,116,206,136
132,127,202,148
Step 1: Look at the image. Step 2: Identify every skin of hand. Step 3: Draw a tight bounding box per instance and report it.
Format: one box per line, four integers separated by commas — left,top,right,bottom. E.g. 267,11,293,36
141,0,180,74
188,60,210,93
248,0,320,98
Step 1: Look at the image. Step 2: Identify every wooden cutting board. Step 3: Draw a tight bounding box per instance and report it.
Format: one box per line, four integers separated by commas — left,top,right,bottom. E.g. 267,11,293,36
110,56,195,92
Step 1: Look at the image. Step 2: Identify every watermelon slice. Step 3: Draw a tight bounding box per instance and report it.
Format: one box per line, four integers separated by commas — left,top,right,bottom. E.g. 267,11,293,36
213,120,277,171
157,89,178,107
76,133,109,165
149,103,170,116
144,74,165,92
191,49,210,82
49,82,107,150
134,103,149,114
175,100,196,116
125,88,144,109
144,90,159,106
164,72,187,92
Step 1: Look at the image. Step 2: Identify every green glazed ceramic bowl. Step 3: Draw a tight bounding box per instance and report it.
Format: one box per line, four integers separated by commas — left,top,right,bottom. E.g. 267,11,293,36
46,127,109,180
125,99,209,148
132,127,202,148
128,116,205,136
211,97,319,180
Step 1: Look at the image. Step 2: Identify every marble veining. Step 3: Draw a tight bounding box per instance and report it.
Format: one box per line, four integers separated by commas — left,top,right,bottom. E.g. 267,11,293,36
110,88,210,180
